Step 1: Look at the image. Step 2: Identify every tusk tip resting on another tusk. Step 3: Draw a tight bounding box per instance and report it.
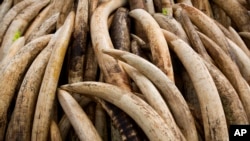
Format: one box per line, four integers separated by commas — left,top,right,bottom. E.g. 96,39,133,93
102,48,125,60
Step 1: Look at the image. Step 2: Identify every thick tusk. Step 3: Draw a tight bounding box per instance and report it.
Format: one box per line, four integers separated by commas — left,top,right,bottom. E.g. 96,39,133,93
60,82,179,141
174,8,212,63
110,7,131,52
68,0,88,83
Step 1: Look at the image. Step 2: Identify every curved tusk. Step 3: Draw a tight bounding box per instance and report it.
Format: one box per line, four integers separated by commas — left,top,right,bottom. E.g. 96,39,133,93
58,89,102,141
228,27,250,58
90,0,130,89
163,29,228,141
129,8,174,82
121,62,185,141
103,48,197,141
60,82,179,141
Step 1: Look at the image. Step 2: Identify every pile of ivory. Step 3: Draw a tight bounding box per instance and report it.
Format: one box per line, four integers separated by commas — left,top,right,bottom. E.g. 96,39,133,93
0,0,250,141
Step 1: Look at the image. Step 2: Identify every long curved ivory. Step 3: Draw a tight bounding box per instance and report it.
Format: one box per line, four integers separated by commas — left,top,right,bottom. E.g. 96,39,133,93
163,29,229,141
121,62,186,141
90,0,130,90
60,82,178,141
103,49,197,141
129,9,174,82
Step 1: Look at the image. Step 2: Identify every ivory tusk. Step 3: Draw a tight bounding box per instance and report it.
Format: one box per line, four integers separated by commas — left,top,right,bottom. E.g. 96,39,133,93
198,31,250,122
103,48,197,141
163,30,228,141
58,89,102,141
178,3,232,58
121,62,186,141
129,8,174,82
60,82,179,141
32,12,74,141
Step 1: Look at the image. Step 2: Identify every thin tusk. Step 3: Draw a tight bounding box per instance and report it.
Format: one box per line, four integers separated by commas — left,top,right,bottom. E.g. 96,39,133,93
58,89,102,141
